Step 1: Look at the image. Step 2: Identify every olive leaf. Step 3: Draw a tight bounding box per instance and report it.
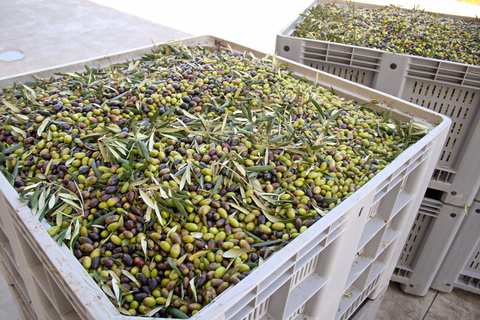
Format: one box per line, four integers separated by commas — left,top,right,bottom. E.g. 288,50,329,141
251,239,283,247
145,306,165,317
140,236,148,260
166,306,189,319
36,117,50,137
10,126,27,139
101,283,116,300
167,257,183,278
2,100,21,113
245,165,276,172
58,196,82,211
229,203,251,216
165,289,174,308
210,175,223,196
223,248,252,259
139,189,156,210
166,225,178,239
135,140,150,161
117,307,131,315
176,254,187,266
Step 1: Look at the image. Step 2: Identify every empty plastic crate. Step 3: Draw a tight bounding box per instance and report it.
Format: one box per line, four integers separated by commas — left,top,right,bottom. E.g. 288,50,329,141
431,195,480,294
275,0,480,207
390,189,466,296
0,35,449,320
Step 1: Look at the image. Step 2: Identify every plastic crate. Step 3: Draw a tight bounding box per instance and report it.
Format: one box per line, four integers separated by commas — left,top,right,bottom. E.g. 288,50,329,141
431,196,480,294
0,35,449,320
389,189,466,296
275,0,480,207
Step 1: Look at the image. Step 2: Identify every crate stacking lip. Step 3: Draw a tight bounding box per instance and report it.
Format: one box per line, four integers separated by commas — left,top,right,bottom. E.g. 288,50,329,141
275,0,480,207
0,35,450,320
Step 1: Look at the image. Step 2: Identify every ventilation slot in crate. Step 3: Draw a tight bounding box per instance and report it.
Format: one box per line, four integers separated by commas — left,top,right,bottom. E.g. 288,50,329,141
242,298,270,320
396,197,442,269
466,250,480,273
431,169,455,184
393,267,412,280
403,79,480,171
336,274,381,320
456,274,480,292
302,43,381,69
464,68,480,87
457,243,480,293
287,303,305,320
304,61,376,86
291,255,320,289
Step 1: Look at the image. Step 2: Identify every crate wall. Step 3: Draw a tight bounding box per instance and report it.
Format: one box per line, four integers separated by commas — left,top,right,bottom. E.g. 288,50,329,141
0,35,449,320
431,199,480,294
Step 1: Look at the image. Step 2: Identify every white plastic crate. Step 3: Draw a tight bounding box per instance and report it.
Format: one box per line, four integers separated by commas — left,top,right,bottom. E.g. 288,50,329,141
0,35,449,320
275,0,480,207
431,196,480,295
390,189,466,296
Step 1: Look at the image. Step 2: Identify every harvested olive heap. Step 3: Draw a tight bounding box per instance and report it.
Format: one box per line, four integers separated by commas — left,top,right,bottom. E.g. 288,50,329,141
0,44,426,318
292,2,480,65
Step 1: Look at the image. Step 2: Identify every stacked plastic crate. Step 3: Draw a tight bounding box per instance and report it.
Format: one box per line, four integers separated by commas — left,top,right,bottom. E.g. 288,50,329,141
275,0,480,297
0,35,450,320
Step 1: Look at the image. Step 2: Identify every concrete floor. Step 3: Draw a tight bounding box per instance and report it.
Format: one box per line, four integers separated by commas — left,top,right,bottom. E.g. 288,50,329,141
1,0,480,319
376,282,480,320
